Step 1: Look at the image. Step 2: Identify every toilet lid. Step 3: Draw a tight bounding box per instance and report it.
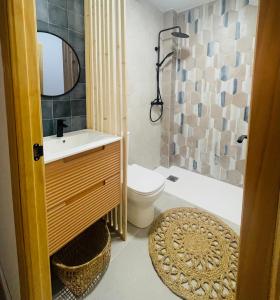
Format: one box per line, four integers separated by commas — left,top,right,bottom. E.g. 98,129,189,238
127,164,166,194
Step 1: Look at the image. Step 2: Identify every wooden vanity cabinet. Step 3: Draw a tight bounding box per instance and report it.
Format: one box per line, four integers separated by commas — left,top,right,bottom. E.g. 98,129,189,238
45,141,121,255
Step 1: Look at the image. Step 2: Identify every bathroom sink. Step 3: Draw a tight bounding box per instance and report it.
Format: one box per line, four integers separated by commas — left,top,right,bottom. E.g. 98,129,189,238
43,129,121,164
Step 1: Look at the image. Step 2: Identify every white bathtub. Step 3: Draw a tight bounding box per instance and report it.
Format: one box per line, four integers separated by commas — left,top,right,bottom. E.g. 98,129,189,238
43,129,121,164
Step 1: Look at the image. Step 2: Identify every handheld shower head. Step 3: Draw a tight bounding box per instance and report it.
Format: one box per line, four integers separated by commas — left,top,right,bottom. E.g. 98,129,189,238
157,51,175,67
171,31,189,39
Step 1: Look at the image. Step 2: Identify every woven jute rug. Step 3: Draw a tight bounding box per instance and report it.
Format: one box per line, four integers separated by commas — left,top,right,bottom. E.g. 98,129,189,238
149,207,239,300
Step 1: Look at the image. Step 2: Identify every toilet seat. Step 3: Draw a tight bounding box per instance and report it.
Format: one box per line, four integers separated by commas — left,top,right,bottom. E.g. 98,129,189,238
127,164,165,196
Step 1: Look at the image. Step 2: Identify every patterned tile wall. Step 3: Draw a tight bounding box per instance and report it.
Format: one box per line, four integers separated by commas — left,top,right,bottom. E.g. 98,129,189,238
160,0,258,186
36,0,86,136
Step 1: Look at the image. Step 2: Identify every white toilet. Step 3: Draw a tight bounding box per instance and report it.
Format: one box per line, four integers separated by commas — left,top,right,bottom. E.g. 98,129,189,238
127,164,165,228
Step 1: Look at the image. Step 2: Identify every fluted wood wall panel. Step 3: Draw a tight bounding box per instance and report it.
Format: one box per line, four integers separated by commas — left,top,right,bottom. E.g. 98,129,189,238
85,0,127,239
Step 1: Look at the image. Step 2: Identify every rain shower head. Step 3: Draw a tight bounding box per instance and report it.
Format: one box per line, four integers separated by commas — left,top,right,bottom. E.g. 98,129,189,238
158,26,189,40
171,31,189,39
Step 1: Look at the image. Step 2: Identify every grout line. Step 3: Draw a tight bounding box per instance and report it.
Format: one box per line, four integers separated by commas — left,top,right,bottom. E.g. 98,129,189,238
47,1,67,12
70,99,86,101
46,0,50,24
47,0,85,18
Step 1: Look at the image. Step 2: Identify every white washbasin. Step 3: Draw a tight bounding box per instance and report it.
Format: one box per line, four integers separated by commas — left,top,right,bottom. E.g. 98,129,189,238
43,129,121,164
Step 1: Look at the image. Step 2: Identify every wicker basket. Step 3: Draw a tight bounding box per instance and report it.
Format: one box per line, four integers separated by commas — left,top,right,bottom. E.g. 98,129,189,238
52,220,111,298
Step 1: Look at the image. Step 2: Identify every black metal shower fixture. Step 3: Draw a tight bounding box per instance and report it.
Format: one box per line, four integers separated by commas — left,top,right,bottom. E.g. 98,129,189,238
150,26,189,123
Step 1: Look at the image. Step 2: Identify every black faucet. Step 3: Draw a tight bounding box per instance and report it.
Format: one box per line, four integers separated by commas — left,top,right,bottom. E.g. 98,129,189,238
56,119,68,137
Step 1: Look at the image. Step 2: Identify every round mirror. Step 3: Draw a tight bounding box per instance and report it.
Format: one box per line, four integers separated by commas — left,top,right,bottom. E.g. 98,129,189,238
37,32,80,97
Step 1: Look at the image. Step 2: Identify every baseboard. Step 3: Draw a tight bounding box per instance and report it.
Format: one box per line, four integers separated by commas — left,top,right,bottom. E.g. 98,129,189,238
0,265,11,300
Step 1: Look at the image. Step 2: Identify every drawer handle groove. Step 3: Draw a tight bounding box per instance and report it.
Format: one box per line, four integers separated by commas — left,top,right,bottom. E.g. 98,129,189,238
64,180,106,206
63,145,106,163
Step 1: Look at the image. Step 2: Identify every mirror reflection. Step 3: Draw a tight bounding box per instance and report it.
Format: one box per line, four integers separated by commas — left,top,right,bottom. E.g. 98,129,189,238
37,32,80,97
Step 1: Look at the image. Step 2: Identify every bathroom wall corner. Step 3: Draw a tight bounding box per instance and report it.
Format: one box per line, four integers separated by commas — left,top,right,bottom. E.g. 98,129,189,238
126,0,163,169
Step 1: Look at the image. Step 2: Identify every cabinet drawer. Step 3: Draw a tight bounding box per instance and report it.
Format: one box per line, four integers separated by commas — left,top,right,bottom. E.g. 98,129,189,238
47,173,121,255
45,141,120,210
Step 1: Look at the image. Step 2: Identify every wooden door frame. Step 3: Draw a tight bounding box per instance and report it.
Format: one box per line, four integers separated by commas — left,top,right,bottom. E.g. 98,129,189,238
0,0,280,299
0,0,51,299
236,1,280,298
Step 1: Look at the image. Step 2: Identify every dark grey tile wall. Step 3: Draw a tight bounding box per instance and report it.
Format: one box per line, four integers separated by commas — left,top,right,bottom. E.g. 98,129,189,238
36,0,86,136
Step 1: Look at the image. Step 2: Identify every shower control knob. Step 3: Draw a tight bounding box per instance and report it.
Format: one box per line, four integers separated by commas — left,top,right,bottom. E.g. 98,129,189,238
237,135,248,143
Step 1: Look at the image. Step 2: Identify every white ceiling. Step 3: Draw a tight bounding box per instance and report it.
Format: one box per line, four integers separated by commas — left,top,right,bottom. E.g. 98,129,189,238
146,0,211,12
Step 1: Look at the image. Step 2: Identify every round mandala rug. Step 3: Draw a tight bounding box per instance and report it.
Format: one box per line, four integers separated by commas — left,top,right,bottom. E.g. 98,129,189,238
148,207,239,300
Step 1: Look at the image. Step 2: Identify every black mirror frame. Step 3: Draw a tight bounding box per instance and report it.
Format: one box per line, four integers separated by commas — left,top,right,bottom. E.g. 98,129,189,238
37,31,81,98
